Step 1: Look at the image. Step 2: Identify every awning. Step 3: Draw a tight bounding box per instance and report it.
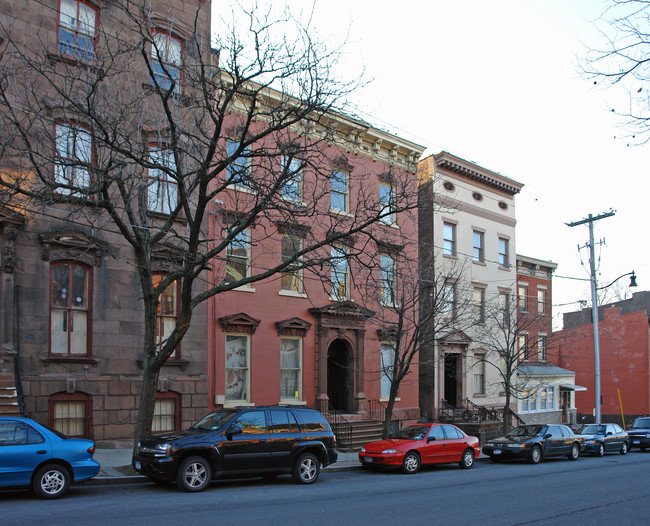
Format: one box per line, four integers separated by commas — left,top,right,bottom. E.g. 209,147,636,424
560,384,587,392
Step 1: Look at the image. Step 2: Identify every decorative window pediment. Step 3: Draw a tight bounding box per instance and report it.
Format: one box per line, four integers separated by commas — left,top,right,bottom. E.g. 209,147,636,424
151,243,184,272
39,229,107,267
309,300,374,320
331,154,354,173
377,324,400,341
275,317,312,337
276,221,310,239
438,330,472,346
218,312,261,334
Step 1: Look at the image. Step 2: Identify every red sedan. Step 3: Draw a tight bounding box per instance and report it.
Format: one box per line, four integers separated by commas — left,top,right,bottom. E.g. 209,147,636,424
359,423,480,474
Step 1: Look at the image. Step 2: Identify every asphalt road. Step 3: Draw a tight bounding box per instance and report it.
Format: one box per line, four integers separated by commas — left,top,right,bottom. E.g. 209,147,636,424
3,451,650,526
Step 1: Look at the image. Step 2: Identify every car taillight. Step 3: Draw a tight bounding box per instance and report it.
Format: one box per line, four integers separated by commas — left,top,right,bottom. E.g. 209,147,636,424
87,444,96,454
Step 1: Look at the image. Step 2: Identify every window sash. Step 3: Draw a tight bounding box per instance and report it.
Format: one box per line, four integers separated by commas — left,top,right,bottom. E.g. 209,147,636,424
473,287,485,323
148,146,178,214
280,338,302,400
152,274,178,358
473,357,485,394
55,123,92,193
443,223,456,256
281,235,302,292
151,32,182,93
281,156,303,201
226,334,249,401
331,246,349,300
58,0,96,60
228,140,251,189
226,228,251,283
518,286,528,311
380,343,395,398
331,170,348,212
50,263,90,356
152,398,176,432
537,289,547,314
498,238,509,267
379,184,394,224
472,231,484,262
380,255,395,305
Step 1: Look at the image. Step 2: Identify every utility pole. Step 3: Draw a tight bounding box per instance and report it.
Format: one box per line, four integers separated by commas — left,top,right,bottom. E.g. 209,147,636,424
567,210,615,424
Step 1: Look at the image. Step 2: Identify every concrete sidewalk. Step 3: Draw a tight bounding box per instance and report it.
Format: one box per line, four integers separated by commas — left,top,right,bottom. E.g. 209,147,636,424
89,448,363,485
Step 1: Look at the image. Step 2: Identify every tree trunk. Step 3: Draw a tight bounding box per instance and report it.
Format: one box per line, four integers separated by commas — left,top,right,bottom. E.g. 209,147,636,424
132,358,160,456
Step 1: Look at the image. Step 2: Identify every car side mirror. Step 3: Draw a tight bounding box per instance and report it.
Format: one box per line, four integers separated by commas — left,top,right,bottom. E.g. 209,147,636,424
227,423,243,438
427,436,435,442
544,433,552,439
606,431,613,436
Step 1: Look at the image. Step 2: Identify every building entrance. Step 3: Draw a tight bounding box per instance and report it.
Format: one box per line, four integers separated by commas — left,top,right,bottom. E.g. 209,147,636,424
327,339,350,412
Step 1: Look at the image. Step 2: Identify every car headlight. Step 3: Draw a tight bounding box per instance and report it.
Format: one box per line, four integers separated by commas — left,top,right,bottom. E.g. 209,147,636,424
381,448,399,454
508,443,525,448
360,447,366,453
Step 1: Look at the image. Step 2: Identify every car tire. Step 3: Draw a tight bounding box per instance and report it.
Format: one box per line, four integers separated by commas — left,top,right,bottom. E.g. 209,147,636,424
459,449,475,469
293,452,320,484
528,445,542,464
401,451,421,474
32,463,71,499
620,442,628,455
568,442,580,461
176,456,211,492
596,443,605,457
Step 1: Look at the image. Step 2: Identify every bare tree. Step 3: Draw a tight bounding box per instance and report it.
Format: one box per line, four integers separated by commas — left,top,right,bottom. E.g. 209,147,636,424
365,247,475,438
582,0,650,143
0,1,419,450
471,291,565,433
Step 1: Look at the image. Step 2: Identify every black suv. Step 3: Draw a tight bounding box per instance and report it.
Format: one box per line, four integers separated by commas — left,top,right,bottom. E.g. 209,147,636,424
133,405,338,491
628,417,650,450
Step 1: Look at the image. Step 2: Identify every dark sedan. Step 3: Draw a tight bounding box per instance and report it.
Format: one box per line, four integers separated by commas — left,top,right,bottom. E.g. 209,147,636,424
482,424,585,464
577,423,628,456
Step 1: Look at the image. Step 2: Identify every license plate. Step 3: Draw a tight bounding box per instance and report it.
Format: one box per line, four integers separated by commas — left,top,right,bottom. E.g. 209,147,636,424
633,440,640,444
135,461,141,470
364,457,373,463
493,449,502,454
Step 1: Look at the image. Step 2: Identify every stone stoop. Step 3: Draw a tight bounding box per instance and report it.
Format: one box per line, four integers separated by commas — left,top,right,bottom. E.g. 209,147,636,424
0,373,20,416
332,419,384,451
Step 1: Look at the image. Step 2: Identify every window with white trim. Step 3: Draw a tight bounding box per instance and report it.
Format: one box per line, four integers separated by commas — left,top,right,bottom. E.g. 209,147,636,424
147,146,177,214
498,238,509,267
473,287,485,323
380,342,395,398
227,139,251,190
55,122,92,195
226,228,251,283
280,337,302,401
152,273,179,359
379,183,395,225
473,355,485,395
472,230,484,262
518,285,528,312
281,235,302,293
519,333,529,361
225,334,250,402
331,169,349,213
331,245,349,300
443,222,456,256
281,156,302,201
537,288,547,315
537,335,547,361
380,254,396,305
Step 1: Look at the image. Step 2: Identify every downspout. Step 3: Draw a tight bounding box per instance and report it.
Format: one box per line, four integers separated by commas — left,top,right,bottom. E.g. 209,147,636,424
13,283,27,417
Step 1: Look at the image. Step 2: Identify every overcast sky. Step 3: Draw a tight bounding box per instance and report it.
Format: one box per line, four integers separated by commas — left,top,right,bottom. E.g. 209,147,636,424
215,1,649,328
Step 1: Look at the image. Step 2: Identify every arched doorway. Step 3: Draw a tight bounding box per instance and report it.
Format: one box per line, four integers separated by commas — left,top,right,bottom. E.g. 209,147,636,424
327,339,350,412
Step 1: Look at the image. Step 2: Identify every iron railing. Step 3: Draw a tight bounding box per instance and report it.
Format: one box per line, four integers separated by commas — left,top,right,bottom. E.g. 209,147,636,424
368,399,403,435
323,405,352,447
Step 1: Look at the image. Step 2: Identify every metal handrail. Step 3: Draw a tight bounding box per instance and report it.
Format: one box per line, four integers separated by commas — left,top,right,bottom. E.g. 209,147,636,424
368,399,403,434
324,406,352,447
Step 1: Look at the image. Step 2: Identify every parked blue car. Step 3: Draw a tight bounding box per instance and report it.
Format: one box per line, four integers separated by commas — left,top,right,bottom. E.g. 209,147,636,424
0,416,100,498
576,423,629,456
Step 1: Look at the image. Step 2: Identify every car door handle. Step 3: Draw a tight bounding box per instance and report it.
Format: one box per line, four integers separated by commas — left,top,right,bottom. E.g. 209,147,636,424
37,450,47,454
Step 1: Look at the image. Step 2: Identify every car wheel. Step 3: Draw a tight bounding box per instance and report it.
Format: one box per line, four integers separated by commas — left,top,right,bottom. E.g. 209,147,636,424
401,451,421,474
176,456,211,492
32,463,71,499
528,445,542,464
596,443,605,457
620,442,628,455
459,449,475,469
293,452,320,484
568,442,580,461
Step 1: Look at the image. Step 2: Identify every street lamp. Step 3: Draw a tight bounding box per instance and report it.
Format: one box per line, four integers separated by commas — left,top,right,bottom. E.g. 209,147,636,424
591,270,637,424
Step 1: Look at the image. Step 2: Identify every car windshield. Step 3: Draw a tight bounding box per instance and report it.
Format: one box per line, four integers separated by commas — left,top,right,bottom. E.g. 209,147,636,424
578,424,605,435
632,418,650,429
190,410,238,431
505,425,545,438
390,425,428,441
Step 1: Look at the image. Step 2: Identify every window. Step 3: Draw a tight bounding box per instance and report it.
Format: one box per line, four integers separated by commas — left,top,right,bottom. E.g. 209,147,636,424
519,334,529,361
472,231,484,262
48,392,91,438
269,409,299,433
281,235,302,293
522,387,538,412
227,140,251,190
537,335,547,361
331,169,349,213
499,291,510,326
379,183,395,225
0,421,44,446
473,287,485,323
442,425,464,439
380,254,396,305
442,282,457,319
380,343,395,398
443,222,456,256
147,146,177,214
428,426,445,440
226,228,251,283
58,0,96,61
50,262,91,356
473,355,485,395
537,288,547,315
231,410,266,434
539,386,554,410
153,273,179,358
331,245,349,300
518,285,528,312
498,238,509,267
151,31,182,94
281,156,303,201
225,334,250,402
152,392,181,432
55,122,92,195
281,338,302,401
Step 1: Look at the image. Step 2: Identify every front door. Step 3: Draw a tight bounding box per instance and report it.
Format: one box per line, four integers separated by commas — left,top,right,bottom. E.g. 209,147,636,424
327,339,350,412
444,354,459,407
